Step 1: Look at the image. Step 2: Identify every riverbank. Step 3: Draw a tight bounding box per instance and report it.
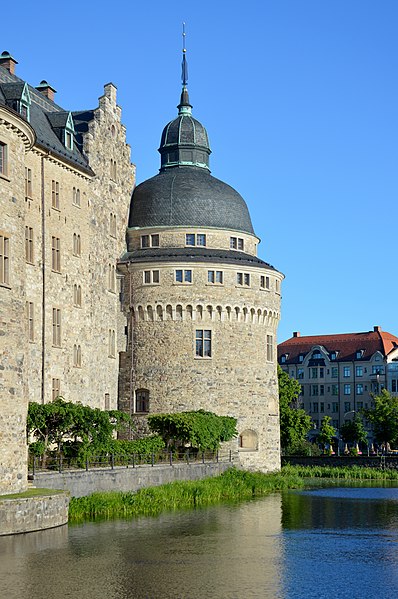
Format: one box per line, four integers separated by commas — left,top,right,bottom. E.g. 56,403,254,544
69,467,303,522
69,464,398,523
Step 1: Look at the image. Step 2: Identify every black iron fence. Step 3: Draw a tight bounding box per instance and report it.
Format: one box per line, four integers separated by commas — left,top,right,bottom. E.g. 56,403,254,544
29,449,234,475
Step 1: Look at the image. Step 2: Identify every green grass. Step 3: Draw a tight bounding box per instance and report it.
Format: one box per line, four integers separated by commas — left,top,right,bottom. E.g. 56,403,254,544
281,464,398,480
0,488,65,500
69,465,398,523
69,467,304,523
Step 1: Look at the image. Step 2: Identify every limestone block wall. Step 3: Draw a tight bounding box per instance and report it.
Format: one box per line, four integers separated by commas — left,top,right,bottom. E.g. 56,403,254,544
0,107,35,493
119,259,282,473
127,226,260,256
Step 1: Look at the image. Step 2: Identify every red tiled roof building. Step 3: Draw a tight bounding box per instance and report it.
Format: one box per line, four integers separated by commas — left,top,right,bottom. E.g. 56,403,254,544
278,326,398,432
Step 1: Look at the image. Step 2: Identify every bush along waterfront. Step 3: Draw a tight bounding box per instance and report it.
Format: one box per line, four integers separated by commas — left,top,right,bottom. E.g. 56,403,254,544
68,468,304,523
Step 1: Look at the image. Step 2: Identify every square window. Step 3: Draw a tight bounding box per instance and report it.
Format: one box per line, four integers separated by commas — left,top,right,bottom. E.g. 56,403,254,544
141,235,150,248
196,234,206,246
186,234,195,246
196,329,212,358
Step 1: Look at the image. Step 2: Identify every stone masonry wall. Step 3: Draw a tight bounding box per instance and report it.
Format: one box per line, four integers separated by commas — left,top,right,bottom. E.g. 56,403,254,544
119,259,283,473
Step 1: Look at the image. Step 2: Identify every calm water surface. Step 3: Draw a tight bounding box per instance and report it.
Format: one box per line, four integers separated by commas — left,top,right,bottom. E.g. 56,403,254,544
2,485,398,598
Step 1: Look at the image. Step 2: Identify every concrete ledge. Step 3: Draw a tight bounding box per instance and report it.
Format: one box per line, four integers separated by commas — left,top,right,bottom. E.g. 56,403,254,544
31,462,232,498
0,492,69,536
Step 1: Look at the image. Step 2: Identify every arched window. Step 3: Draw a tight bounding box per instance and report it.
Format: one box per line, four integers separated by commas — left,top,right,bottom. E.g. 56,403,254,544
135,389,149,413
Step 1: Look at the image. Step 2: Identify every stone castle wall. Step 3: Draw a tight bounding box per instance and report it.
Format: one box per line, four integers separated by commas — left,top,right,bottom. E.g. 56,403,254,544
119,257,283,472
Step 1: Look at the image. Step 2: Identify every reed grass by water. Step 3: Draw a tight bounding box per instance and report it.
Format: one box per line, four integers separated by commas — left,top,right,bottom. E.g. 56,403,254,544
282,464,398,480
69,467,303,522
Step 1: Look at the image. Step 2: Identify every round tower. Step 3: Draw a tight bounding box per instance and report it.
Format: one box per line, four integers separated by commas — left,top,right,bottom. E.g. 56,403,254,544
119,50,283,472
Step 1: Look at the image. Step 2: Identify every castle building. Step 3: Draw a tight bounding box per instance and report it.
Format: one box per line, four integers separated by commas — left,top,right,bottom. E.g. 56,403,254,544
278,327,398,432
118,53,283,472
0,51,134,493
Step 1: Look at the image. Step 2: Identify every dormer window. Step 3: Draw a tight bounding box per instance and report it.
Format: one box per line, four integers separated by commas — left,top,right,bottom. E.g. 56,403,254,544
298,354,304,363
330,352,336,361
312,350,322,360
64,113,75,150
280,355,286,363
356,350,364,360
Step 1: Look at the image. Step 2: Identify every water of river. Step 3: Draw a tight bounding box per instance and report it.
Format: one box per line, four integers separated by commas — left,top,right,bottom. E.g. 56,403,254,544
1,485,398,599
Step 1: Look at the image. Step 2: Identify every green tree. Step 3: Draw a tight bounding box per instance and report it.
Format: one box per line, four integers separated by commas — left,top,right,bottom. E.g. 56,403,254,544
317,416,336,452
340,414,368,447
278,367,312,452
363,389,398,448
27,397,131,462
147,410,237,451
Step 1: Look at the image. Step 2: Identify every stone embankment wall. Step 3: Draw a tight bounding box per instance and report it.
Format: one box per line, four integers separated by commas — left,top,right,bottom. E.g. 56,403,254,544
31,462,232,498
282,456,398,468
0,492,69,536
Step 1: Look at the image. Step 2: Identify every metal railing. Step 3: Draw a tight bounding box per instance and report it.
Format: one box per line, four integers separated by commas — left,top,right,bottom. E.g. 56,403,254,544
29,449,234,475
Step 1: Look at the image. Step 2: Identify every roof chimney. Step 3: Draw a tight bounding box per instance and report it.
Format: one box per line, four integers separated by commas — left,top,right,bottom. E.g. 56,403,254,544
293,332,300,338
0,51,18,75
36,80,57,102
373,326,381,332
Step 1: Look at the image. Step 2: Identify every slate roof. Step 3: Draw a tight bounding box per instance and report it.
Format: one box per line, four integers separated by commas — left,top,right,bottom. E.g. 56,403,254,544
0,65,93,174
278,330,398,363
128,166,255,235
120,247,276,270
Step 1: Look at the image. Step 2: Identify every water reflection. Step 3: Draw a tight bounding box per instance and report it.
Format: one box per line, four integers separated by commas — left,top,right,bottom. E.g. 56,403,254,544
2,487,398,598
0,495,283,599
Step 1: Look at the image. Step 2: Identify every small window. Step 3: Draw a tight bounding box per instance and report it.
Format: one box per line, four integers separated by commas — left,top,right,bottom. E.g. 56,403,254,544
135,389,149,413
196,329,212,358
73,233,81,257
110,159,117,181
275,279,280,293
26,301,34,341
52,308,61,347
141,234,159,248
230,237,244,251
108,329,116,358
73,344,82,367
356,384,364,395
185,233,206,246
25,168,32,198
344,384,351,395
280,355,286,363
260,275,265,288
73,284,82,307
51,180,60,210
237,272,250,286
356,350,363,359
266,335,273,362
72,187,81,207
143,270,160,284
0,234,10,286
110,213,117,238
51,237,61,272
298,354,304,363
175,269,192,283
343,366,350,377
108,264,116,292
52,378,60,401
0,142,8,177
25,226,34,263
208,270,223,284
330,352,336,361
104,393,110,410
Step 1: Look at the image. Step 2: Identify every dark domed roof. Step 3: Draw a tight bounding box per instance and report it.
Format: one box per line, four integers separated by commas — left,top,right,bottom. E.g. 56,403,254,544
128,166,254,234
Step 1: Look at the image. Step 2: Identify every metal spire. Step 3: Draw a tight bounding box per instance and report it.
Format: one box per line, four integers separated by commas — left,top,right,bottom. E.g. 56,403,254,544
182,22,188,86
178,22,192,114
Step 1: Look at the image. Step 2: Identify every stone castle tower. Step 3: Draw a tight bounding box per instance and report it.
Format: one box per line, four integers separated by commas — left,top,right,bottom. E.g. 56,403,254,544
119,53,283,472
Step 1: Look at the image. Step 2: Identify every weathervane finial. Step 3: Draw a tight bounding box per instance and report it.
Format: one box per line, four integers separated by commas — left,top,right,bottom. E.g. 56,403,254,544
181,22,188,87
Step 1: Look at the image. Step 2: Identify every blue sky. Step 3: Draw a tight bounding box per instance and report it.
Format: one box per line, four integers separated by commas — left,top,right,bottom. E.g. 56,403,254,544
4,0,398,342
